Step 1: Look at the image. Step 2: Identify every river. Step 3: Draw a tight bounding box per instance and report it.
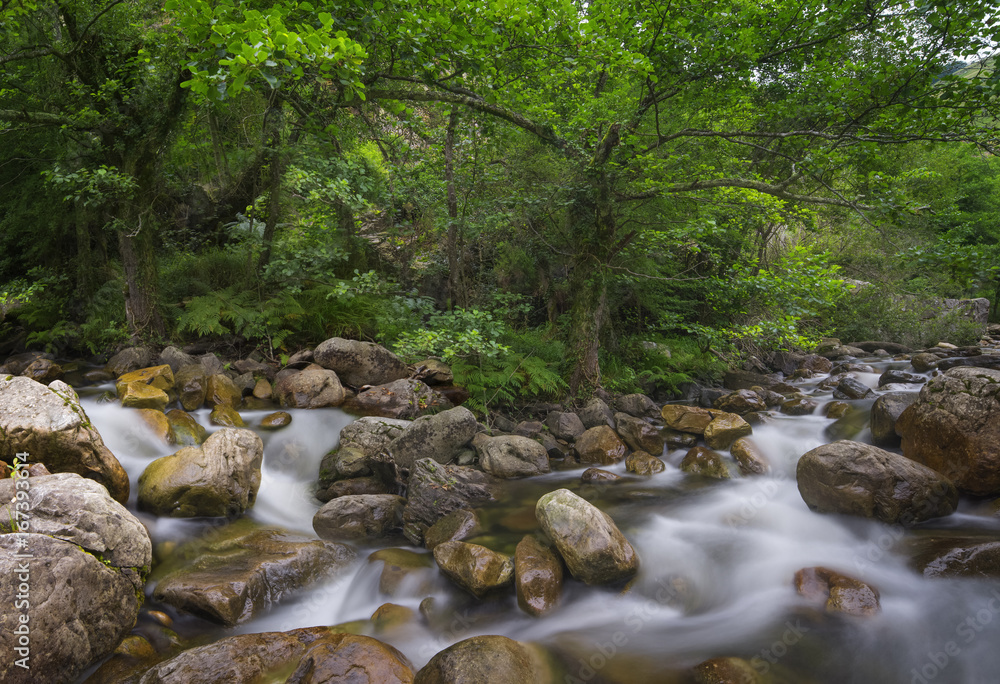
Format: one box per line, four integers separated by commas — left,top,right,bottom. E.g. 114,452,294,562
76,355,1000,684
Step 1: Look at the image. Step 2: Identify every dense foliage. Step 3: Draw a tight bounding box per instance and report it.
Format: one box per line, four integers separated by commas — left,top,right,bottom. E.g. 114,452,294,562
2,0,999,404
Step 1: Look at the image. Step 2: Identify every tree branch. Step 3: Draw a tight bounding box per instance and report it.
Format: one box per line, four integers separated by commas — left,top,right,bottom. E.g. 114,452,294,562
365,87,570,151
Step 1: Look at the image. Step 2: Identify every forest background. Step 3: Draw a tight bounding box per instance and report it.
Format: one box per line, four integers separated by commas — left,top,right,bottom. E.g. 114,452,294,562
2,0,999,416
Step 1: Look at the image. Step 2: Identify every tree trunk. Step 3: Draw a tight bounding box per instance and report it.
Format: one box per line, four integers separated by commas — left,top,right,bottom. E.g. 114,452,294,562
119,220,163,340
257,102,283,272
568,269,608,394
444,110,463,308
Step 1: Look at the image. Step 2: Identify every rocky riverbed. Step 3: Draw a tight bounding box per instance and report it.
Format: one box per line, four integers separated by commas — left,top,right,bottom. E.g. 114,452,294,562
2,329,1000,683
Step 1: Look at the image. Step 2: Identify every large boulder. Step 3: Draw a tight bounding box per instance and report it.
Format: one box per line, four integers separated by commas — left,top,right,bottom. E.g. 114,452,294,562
896,367,1000,495
0,473,151,684
205,373,241,408
680,446,731,479
0,377,129,503
713,389,766,415
869,392,919,448
578,397,615,429
137,428,263,517
402,459,500,545
118,381,170,410
477,435,550,478
612,393,659,418
314,337,410,387
344,379,452,419
0,535,144,684
796,440,958,524
389,406,478,470
106,346,156,376
274,368,345,408
432,541,514,598
535,488,638,585
137,628,412,684
0,473,151,589
152,521,355,626
313,494,406,540
159,345,198,373
794,566,880,616
115,364,174,393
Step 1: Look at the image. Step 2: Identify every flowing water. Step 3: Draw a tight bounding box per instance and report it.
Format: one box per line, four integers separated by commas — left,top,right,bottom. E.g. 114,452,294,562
75,356,1000,684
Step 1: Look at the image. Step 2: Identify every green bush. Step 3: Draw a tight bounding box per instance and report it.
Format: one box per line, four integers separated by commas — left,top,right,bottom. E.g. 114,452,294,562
827,284,986,347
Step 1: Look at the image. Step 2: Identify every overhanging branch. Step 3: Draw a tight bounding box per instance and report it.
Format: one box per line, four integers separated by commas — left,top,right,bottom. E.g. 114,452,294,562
365,87,570,151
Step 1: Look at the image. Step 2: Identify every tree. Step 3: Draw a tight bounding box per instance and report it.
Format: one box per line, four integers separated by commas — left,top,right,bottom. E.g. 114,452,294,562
342,0,1000,390
1,0,187,339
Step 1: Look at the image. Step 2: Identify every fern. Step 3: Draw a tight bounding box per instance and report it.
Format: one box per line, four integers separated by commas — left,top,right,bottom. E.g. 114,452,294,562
453,353,567,418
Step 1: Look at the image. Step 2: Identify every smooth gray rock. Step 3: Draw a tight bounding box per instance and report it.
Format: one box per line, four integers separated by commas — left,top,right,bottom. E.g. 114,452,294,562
389,406,479,470
313,494,406,540
314,337,410,387
0,377,129,503
0,473,150,589
477,435,551,478
0,535,142,684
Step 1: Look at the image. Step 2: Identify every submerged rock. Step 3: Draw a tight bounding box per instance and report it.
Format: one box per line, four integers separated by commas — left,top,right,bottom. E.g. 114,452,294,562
535,488,638,585
794,566,880,616
152,521,355,626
